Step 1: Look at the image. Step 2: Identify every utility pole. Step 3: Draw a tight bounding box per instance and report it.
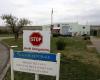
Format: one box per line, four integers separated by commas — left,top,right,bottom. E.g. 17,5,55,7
51,8,53,30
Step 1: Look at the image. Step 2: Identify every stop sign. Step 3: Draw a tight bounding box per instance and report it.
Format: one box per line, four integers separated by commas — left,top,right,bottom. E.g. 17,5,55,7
29,32,43,46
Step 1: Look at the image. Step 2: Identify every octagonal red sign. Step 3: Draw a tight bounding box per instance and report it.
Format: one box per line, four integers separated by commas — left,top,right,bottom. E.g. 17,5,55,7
29,32,43,46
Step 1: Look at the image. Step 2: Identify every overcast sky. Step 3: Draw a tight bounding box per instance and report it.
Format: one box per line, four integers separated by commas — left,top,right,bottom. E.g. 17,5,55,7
0,0,100,25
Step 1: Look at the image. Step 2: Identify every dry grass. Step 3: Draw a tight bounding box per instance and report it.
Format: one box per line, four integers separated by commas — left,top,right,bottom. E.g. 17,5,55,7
3,37,100,80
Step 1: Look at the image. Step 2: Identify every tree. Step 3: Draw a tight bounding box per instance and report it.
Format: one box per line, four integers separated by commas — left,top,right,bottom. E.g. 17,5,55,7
1,14,30,40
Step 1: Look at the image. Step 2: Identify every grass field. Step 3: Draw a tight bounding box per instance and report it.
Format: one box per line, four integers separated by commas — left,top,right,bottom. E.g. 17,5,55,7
3,37,100,80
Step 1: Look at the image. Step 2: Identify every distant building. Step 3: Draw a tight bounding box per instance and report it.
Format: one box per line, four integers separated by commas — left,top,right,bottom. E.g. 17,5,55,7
90,25,100,36
0,26,10,33
0,24,91,37
51,24,60,34
42,25,51,31
22,26,42,30
0,26,42,33
51,23,90,36
0,26,7,31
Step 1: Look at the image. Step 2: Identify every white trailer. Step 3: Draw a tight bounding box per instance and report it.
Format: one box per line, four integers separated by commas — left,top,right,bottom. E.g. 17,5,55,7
52,23,90,36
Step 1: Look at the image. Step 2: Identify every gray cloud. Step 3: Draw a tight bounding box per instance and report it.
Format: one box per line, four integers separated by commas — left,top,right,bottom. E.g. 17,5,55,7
0,0,100,25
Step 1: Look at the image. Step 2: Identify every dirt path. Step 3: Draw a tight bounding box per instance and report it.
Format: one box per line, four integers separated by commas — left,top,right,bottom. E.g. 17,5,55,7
0,43,9,71
0,37,10,80
91,36,100,53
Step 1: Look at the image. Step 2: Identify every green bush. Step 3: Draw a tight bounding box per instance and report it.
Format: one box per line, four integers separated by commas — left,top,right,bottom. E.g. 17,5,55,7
56,38,66,50
53,33,60,37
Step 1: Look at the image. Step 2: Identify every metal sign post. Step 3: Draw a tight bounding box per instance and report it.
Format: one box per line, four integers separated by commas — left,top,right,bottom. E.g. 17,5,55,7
10,49,14,80
56,53,61,80
35,74,39,80
10,46,18,80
